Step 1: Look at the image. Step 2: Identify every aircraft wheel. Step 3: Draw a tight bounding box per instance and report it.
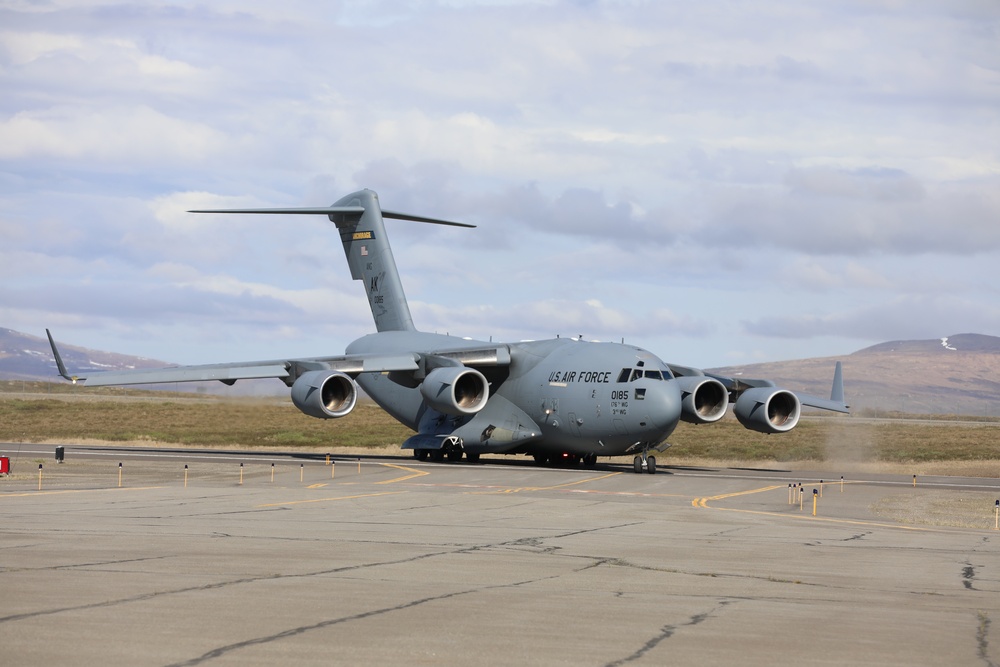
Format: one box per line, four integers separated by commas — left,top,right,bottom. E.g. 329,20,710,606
647,456,657,475
430,449,446,462
447,449,463,462
414,449,429,461
633,456,642,474
466,453,481,463
582,453,597,467
532,454,548,465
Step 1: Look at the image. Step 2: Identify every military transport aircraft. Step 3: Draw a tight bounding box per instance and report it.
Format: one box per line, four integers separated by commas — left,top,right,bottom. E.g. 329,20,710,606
48,189,848,473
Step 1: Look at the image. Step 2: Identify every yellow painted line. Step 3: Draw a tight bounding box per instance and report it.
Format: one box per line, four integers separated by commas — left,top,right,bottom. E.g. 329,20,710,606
692,483,945,532
472,471,623,495
257,490,408,508
692,484,785,508
568,489,689,499
306,483,328,489
375,463,430,485
546,471,622,489
701,505,939,532
0,486,164,498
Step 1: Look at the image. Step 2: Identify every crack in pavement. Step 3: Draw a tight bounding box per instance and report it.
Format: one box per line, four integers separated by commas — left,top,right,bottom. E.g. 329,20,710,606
604,600,734,666
161,564,596,667
0,522,636,625
1,555,171,573
842,531,871,542
964,562,978,591
978,611,996,667
0,546,461,624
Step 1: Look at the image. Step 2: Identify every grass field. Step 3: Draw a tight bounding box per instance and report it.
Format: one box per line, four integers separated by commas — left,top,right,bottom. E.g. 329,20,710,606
3,382,1000,476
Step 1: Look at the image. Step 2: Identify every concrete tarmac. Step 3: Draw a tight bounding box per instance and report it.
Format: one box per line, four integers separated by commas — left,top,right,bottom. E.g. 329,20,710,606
1,444,999,666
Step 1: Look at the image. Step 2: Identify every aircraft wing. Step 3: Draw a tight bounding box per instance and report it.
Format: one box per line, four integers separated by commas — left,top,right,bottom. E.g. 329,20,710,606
46,330,509,387
670,360,850,414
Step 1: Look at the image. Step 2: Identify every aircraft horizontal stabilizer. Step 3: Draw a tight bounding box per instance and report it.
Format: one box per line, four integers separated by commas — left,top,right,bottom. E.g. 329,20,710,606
188,205,475,228
188,206,366,216
381,209,475,228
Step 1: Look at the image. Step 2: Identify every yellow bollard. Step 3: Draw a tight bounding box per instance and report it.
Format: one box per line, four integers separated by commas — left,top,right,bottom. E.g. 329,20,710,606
271,463,275,483
812,488,818,516
841,475,844,493
820,480,824,498
331,462,335,479
239,462,244,486
326,453,330,466
799,486,804,511
37,463,43,491
913,474,917,487
788,484,792,505
300,463,304,483
184,464,188,488
995,500,998,530
118,462,123,488
358,458,361,474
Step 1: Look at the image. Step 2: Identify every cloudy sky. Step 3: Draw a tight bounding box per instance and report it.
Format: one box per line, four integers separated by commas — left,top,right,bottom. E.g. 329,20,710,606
2,0,998,370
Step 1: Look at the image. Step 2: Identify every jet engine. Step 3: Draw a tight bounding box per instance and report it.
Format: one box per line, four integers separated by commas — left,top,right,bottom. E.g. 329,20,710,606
675,376,729,424
733,387,801,433
290,370,358,419
419,366,489,416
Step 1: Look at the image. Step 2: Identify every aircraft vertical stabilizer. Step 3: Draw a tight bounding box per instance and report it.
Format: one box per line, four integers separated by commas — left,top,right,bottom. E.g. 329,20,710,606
189,189,472,333
328,190,416,332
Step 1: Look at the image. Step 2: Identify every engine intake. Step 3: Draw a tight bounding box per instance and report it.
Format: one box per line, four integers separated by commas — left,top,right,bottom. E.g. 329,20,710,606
734,387,800,433
290,370,358,419
420,366,489,416
675,376,729,424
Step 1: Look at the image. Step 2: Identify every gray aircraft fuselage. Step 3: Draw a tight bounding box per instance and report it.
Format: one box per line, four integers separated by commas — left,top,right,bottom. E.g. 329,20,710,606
348,331,682,458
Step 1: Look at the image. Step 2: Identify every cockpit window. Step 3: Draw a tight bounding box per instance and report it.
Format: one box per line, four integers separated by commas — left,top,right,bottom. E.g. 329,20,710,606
618,367,668,382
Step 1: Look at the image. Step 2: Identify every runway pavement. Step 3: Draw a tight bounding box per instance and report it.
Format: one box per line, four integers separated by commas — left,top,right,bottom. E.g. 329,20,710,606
1,443,999,666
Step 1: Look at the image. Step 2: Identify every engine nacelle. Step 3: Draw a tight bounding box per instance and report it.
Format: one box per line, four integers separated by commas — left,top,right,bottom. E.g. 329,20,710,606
734,387,801,434
675,376,729,424
419,366,489,416
290,370,358,419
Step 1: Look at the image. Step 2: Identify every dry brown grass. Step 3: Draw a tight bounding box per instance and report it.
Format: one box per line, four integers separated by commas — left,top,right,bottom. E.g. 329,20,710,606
0,394,413,449
3,386,1000,477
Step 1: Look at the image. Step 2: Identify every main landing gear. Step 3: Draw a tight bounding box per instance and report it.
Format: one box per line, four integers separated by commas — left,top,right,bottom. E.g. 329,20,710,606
633,453,656,474
412,437,480,463
531,452,598,468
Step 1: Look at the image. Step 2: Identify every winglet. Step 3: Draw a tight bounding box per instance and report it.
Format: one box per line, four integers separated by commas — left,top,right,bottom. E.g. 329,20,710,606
792,361,849,413
46,329,82,384
831,361,844,404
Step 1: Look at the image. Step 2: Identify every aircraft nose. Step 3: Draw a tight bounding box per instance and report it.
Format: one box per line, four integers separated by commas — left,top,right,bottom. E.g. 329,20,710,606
640,379,682,438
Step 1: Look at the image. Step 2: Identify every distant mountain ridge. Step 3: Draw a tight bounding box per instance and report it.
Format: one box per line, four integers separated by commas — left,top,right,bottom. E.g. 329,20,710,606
857,333,1000,355
3,327,999,414
0,327,168,380
0,328,279,396
709,333,1000,416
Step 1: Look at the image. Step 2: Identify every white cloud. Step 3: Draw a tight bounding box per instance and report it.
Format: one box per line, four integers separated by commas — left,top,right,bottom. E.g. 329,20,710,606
1,0,998,366
0,106,223,162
